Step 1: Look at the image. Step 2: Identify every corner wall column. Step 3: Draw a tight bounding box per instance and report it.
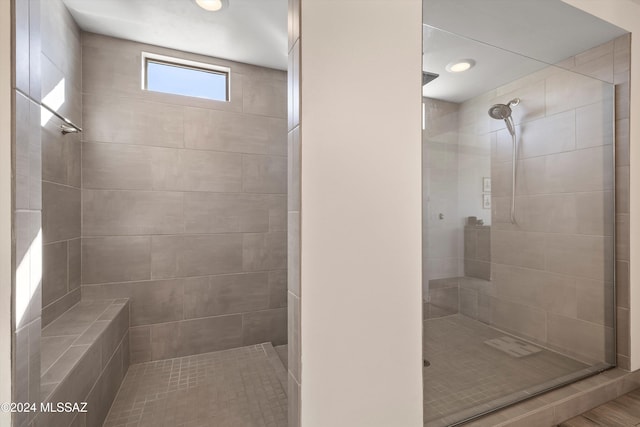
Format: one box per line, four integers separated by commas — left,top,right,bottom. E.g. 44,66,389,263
289,0,424,425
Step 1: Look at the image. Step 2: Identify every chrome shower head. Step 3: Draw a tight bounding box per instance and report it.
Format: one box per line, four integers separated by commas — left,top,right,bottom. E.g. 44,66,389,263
488,103,512,120
488,98,520,120
488,98,520,136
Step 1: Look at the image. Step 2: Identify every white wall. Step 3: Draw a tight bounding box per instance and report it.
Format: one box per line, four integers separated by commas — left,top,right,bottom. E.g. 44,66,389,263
299,0,424,425
0,0,12,424
561,0,640,371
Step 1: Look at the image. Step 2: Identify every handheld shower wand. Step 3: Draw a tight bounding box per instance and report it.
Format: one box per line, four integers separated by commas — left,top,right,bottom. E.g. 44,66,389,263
488,98,521,224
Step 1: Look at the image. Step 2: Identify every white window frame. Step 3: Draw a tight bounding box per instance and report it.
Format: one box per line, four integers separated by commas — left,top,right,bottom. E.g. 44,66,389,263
141,52,231,102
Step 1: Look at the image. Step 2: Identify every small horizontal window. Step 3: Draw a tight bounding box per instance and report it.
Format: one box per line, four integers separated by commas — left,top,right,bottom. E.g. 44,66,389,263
142,53,229,102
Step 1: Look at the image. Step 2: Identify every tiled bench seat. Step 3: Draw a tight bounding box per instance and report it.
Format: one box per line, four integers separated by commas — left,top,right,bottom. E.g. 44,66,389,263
38,299,130,427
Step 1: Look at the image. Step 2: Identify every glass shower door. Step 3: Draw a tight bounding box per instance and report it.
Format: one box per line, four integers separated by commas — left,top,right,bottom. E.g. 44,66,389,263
422,24,617,426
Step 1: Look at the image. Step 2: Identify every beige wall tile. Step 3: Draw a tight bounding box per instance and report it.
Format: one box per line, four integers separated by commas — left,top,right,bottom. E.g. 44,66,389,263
43,241,67,306
288,126,301,210
268,196,287,232
288,292,300,382
184,107,286,156
41,53,81,126
615,118,630,167
14,0,29,94
67,137,81,188
545,146,613,193
243,232,287,271
179,150,243,192
573,40,614,83
616,307,630,357
82,189,184,236
82,236,151,284
15,210,42,328
459,288,478,319
42,288,80,328
614,34,631,75
464,228,476,259
576,102,614,149
615,166,630,214
15,92,31,210
83,94,184,148
81,39,140,97
242,308,287,346
243,77,287,118
82,142,179,191
82,279,184,326
464,260,491,281
477,292,491,324
429,287,458,312
616,214,630,261
576,279,614,327
41,0,81,91
129,326,151,364
547,313,609,363
288,213,300,297
546,69,612,116
490,297,547,343
28,101,40,210
177,314,244,357
616,260,630,309
85,342,125,427
492,230,546,270
42,182,80,243
268,270,287,309
242,154,287,194
42,119,69,185
515,156,547,196
492,263,577,318
149,321,181,361
545,234,613,281
518,110,576,159
184,193,270,234
149,315,244,360
68,237,81,291
151,234,243,279
615,80,630,120
515,194,577,234
183,273,269,319
575,191,614,236
290,40,300,130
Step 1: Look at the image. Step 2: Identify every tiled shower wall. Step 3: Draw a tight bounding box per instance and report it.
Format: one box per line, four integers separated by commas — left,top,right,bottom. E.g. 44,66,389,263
79,33,288,363
422,98,460,285
12,0,42,425
40,0,82,327
287,0,301,425
553,34,631,370
456,35,631,365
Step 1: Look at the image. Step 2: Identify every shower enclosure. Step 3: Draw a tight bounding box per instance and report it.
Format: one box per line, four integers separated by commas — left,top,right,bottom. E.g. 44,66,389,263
421,15,623,426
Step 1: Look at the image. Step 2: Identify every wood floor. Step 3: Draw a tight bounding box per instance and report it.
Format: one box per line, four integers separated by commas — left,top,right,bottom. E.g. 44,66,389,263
560,388,640,426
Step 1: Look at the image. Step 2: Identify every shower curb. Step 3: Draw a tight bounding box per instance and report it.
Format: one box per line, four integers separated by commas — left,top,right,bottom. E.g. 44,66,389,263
461,368,640,426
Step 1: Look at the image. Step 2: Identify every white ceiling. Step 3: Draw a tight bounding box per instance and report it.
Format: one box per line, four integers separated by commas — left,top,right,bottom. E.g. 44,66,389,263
423,0,628,102
62,0,288,70
61,0,627,100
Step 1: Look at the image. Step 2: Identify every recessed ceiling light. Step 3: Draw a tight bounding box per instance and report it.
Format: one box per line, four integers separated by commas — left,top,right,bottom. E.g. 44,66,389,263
446,59,475,73
195,0,229,12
